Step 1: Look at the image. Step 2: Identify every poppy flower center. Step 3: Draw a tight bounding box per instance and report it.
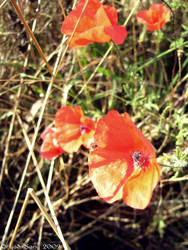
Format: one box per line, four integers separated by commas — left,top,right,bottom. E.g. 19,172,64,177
90,143,98,150
132,151,149,170
80,124,89,135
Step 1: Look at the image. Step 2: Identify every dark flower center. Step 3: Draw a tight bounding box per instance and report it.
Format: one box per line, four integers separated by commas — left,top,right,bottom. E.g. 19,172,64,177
132,151,149,170
80,124,89,134
90,143,98,150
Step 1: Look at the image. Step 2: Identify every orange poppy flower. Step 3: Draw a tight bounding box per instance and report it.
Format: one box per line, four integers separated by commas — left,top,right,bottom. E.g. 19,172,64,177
40,127,64,160
61,0,127,48
89,110,161,209
136,4,171,31
54,106,96,153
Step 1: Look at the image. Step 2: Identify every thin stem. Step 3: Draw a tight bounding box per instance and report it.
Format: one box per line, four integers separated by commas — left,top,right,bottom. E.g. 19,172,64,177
136,41,188,72
10,0,53,76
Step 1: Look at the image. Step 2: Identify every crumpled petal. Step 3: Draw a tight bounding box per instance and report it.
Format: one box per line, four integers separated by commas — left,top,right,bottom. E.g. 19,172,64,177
55,106,83,144
40,127,64,160
92,111,156,156
136,4,171,31
89,110,161,209
136,10,149,26
104,25,127,44
103,5,117,26
123,159,161,209
90,159,128,202
54,106,96,153
61,0,127,48
66,26,111,48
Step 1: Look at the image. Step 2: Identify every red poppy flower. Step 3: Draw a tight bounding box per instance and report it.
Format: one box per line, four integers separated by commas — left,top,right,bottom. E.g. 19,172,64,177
40,127,64,160
61,0,127,48
89,110,161,209
54,106,96,153
136,4,171,31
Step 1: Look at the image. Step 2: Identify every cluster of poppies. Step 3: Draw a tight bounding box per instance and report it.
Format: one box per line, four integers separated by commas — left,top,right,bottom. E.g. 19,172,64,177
61,0,171,48
40,0,170,209
41,106,161,210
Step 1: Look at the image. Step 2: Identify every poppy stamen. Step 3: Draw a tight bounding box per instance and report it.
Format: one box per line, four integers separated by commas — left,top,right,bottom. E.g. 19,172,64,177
80,124,88,134
132,151,149,170
90,143,98,150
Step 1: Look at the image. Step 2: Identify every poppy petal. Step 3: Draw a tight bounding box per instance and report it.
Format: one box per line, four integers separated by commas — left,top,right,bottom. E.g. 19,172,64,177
55,106,82,126
123,160,161,209
55,106,83,145
54,106,95,152
136,10,150,25
103,5,117,25
94,5,112,27
61,0,100,34
77,0,101,19
61,0,128,48
89,159,128,202
40,127,64,160
89,110,161,209
104,25,127,44
55,123,81,144
136,4,171,31
67,26,111,48
93,110,155,157
62,137,83,153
